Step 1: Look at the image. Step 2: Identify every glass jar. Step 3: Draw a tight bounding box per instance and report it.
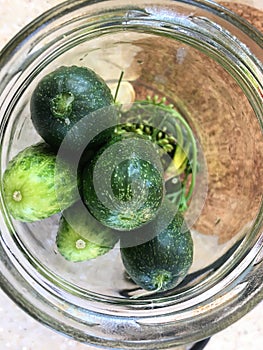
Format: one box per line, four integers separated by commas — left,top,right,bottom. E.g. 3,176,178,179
0,1,262,349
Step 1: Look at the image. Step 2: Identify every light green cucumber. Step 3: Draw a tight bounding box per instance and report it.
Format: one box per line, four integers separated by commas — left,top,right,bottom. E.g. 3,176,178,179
2,143,78,222
56,201,119,262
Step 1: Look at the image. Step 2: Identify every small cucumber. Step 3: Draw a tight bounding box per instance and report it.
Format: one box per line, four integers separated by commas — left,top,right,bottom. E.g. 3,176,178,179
118,96,198,212
2,143,78,222
30,65,115,151
56,201,119,262
120,200,193,292
82,134,165,231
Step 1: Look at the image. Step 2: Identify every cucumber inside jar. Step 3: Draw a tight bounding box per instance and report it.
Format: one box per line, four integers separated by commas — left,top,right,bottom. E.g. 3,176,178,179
56,201,119,262
3,64,198,296
30,65,116,152
120,199,194,294
81,134,165,231
2,143,79,222
117,95,198,213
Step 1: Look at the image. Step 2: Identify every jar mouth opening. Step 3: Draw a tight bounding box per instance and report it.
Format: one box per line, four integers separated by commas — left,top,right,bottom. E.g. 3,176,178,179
0,0,262,348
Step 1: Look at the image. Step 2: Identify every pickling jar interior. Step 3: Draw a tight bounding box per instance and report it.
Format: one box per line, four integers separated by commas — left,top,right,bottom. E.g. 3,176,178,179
0,0,262,349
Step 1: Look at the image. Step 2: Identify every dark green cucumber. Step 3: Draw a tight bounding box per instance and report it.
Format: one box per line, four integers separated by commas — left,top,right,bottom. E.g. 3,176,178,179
120,200,193,292
2,143,78,222
82,134,165,231
117,96,198,212
30,65,116,151
56,201,119,262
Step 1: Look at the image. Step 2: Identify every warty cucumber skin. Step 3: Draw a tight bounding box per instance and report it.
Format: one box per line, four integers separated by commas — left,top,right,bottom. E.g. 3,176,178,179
56,200,119,262
2,143,78,222
82,136,165,231
57,219,112,262
120,202,193,292
30,65,115,151
56,202,119,262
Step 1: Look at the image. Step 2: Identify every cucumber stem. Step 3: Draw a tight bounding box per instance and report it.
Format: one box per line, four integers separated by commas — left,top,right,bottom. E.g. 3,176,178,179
13,190,22,202
50,92,74,119
130,272,170,299
75,239,86,250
